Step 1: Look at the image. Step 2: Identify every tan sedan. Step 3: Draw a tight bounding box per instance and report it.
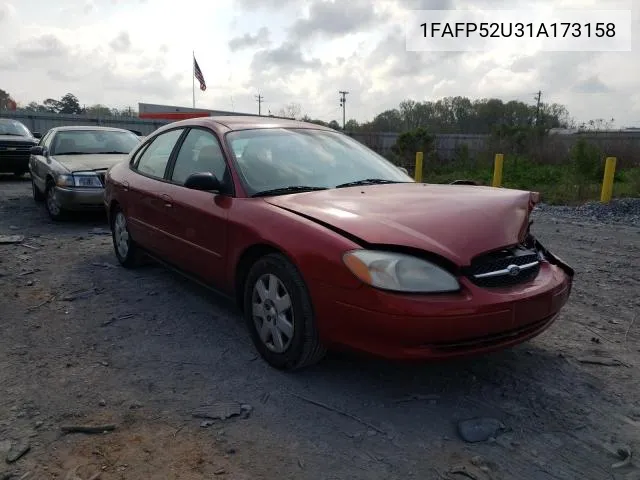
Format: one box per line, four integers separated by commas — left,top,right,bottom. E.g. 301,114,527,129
29,126,141,220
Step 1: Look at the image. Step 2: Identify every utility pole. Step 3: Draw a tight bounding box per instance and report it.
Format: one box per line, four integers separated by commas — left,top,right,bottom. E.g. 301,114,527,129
255,94,263,116
534,90,542,125
339,91,349,129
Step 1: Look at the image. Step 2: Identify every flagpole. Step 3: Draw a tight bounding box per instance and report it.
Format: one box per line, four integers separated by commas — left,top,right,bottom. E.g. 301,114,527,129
192,50,195,109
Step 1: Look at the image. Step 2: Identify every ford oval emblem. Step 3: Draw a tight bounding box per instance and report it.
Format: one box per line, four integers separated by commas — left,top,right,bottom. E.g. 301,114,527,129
507,264,521,276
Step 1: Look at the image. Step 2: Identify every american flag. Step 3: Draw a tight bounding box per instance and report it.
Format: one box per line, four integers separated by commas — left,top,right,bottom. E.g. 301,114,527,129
193,56,206,91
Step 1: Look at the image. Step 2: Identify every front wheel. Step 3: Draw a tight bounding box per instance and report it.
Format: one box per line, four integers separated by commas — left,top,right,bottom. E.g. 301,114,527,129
45,182,67,221
243,253,326,371
32,178,44,202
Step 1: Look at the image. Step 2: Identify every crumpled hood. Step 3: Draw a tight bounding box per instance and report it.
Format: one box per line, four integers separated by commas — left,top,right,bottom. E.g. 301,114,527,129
52,154,128,173
264,183,538,266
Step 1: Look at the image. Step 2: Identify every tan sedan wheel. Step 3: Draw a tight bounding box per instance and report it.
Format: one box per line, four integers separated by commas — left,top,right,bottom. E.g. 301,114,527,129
45,182,66,221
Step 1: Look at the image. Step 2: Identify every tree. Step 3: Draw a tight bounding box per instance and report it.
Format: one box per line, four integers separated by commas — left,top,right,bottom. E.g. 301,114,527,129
22,101,48,112
328,120,341,130
85,104,112,116
58,93,83,114
392,127,435,163
0,88,16,110
344,119,359,131
277,102,302,120
43,98,62,113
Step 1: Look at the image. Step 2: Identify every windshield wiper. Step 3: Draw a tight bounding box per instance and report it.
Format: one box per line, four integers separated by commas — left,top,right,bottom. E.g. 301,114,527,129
1,133,25,136
53,152,86,155
252,186,328,197
94,151,129,154
335,179,406,188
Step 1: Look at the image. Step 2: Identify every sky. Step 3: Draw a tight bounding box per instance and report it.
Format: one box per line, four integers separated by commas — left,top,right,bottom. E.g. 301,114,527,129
0,0,638,127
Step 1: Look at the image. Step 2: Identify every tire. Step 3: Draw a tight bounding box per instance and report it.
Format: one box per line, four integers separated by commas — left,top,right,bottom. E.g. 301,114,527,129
32,178,44,202
243,253,326,370
111,206,140,268
45,181,67,221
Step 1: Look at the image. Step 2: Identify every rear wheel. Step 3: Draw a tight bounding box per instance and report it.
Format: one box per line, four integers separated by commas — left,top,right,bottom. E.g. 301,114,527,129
111,207,140,268
243,253,326,370
45,181,66,221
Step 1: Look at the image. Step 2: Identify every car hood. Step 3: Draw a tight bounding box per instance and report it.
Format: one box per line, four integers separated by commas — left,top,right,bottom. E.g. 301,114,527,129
0,135,36,143
52,154,128,173
264,183,538,266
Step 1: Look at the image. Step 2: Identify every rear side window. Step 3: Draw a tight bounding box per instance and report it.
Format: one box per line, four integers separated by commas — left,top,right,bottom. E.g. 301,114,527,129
135,129,184,179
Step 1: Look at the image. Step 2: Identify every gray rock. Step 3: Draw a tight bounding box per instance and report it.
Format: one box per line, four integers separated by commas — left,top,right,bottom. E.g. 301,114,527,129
457,417,506,443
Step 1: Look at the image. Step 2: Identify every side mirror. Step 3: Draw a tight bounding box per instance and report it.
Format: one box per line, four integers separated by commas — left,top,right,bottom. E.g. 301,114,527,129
398,166,409,175
33,132,42,139
184,172,221,191
30,146,45,156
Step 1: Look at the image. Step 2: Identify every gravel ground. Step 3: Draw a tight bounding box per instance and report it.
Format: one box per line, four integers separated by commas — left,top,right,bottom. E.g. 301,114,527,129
1,175,639,480
533,198,640,227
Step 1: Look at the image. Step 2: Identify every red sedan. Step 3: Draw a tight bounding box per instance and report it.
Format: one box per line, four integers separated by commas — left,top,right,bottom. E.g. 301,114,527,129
104,116,574,370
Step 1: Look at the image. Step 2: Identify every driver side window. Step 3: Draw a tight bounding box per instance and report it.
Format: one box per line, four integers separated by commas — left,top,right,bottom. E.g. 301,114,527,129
170,128,228,185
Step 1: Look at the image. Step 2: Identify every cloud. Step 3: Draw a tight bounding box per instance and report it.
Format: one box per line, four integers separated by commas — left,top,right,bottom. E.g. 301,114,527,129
15,34,69,60
0,1,16,22
234,0,301,9
250,41,323,76
109,31,131,52
571,76,611,94
228,27,270,51
289,0,379,41
1,0,639,127
2,29,186,107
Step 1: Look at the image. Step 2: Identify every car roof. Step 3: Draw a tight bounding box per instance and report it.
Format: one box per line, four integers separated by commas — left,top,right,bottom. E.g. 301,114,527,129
0,118,27,125
154,115,335,135
49,126,134,133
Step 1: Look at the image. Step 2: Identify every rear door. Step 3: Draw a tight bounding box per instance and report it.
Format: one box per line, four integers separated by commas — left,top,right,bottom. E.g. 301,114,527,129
159,127,232,288
124,128,186,256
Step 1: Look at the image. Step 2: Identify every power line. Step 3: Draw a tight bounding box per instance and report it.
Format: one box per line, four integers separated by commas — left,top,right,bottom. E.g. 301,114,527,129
339,91,349,129
255,94,263,116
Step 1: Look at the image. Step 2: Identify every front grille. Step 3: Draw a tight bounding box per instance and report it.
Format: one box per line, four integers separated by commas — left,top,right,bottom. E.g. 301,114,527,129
0,141,35,166
465,246,541,288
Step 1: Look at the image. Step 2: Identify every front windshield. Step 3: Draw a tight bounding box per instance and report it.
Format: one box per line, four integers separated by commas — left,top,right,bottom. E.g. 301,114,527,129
51,130,140,156
0,119,32,137
226,128,413,195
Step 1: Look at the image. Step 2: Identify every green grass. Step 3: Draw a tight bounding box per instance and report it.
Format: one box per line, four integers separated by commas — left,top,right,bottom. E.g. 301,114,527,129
420,159,640,205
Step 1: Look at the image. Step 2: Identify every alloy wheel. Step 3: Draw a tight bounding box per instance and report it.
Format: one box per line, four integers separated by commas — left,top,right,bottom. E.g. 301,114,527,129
113,211,130,259
46,186,61,217
251,273,295,353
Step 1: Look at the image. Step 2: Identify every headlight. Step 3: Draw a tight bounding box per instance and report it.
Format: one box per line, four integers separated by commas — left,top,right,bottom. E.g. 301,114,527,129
55,174,102,188
342,250,460,293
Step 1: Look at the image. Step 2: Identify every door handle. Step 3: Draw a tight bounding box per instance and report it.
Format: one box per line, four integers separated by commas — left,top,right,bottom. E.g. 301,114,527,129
160,193,173,208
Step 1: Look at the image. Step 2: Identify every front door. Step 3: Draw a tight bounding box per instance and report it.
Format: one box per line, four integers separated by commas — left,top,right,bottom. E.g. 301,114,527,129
160,127,231,288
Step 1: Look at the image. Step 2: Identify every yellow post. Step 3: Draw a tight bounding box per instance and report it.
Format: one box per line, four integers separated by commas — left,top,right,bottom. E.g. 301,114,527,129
492,153,504,187
600,156,617,203
414,151,424,182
